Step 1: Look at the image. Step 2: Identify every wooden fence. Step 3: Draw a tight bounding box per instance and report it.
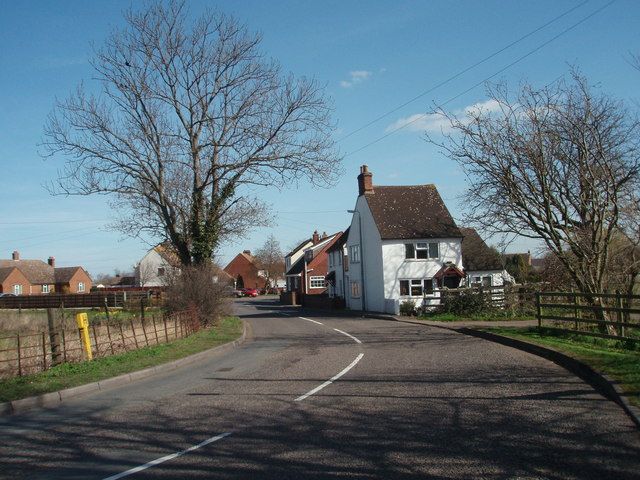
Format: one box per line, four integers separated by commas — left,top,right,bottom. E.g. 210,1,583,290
535,291,640,342
0,291,162,309
0,310,198,379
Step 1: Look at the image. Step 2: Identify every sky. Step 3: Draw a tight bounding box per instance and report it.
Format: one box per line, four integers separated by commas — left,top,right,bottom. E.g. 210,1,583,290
0,0,639,277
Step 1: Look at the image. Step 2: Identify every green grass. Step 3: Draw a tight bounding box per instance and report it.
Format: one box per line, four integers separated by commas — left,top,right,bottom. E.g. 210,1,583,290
416,310,536,322
482,326,640,407
0,316,243,403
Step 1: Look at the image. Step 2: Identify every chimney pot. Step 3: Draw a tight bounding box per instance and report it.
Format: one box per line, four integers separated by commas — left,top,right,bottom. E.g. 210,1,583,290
312,230,320,244
12,251,19,261
48,256,55,267
243,250,251,255
357,164,374,195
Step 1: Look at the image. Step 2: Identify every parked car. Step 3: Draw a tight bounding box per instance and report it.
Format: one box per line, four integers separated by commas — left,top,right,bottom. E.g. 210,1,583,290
232,289,244,298
242,288,259,297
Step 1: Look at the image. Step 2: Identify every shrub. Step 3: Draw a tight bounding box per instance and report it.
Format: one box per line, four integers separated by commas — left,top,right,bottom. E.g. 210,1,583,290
164,264,230,327
400,299,417,316
438,289,493,316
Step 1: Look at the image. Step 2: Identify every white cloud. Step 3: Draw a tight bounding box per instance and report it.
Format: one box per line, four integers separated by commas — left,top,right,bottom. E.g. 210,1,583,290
340,70,372,88
386,98,502,134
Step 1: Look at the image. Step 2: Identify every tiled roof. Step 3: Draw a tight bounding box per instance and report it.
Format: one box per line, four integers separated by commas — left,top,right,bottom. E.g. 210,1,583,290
0,267,17,283
153,243,181,267
285,237,312,258
460,227,503,271
54,266,83,283
0,259,54,284
365,185,462,240
327,228,350,253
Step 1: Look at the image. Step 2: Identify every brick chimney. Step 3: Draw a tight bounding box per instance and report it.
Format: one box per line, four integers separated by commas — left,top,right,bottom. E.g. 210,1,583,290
357,164,374,195
48,256,55,267
312,230,320,244
243,250,251,256
12,251,19,261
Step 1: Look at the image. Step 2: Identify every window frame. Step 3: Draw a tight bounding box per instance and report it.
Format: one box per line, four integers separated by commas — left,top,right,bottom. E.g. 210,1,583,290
405,242,439,260
309,276,325,289
13,284,22,295
350,245,360,263
350,281,360,298
399,278,435,297
78,282,85,293
42,284,50,294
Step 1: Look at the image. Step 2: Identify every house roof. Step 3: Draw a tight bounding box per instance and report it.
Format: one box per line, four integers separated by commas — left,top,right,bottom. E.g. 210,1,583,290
0,259,54,284
153,243,181,267
0,267,18,283
54,266,83,283
460,227,503,271
286,256,304,275
326,228,350,253
364,185,462,240
285,237,313,258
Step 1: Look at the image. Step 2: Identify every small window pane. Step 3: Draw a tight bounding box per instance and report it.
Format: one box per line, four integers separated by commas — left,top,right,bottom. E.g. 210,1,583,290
424,279,434,294
405,244,415,259
416,242,428,248
400,280,409,296
416,248,428,259
482,276,491,287
411,284,422,296
429,243,439,258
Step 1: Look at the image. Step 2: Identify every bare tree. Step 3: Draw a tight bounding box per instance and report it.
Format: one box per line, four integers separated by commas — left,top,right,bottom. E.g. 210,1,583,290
42,1,341,266
429,72,640,326
254,234,285,291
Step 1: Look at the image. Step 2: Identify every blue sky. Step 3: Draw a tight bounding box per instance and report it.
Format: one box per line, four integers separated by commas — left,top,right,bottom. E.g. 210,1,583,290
0,0,638,276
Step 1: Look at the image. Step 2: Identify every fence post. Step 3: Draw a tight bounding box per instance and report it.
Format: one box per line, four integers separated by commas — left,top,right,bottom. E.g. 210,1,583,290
535,292,541,328
572,289,578,331
616,290,624,337
152,314,159,345
106,322,115,355
47,308,62,366
130,320,139,349
16,334,22,376
42,331,47,371
174,315,178,340
163,314,169,343
61,330,67,363
118,322,126,350
92,324,100,357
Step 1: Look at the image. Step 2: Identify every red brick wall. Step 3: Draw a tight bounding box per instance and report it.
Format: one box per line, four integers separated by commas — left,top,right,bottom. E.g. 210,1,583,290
57,269,93,294
0,268,30,295
224,254,265,289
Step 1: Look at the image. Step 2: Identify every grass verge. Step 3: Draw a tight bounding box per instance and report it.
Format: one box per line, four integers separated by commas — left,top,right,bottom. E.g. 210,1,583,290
481,326,640,407
0,316,243,403
415,311,536,322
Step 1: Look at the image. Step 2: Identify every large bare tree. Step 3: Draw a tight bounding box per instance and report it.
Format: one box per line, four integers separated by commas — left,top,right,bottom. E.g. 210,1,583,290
429,72,640,321
42,1,341,265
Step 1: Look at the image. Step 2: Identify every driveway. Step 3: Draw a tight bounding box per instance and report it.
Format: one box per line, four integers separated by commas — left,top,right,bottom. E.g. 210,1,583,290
1,298,638,479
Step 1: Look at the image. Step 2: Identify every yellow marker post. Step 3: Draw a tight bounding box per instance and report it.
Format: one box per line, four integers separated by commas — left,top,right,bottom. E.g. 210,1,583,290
76,313,93,361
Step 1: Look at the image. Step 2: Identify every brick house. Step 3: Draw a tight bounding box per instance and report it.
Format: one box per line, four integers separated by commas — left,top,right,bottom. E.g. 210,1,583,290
223,250,266,290
0,251,92,295
285,231,341,296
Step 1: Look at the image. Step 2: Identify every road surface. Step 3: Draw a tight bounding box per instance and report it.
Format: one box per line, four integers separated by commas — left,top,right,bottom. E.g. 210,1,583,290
1,298,639,479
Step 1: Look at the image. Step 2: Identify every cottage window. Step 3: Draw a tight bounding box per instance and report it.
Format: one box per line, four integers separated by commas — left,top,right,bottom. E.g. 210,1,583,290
405,242,439,260
310,276,325,289
350,245,360,263
157,267,165,276
351,281,360,298
400,278,435,297
42,284,49,294
13,284,22,295
78,282,85,293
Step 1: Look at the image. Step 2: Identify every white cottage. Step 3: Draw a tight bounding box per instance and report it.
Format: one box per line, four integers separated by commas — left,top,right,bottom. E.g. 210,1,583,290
134,243,180,287
344,165,465,314
460,227,514,287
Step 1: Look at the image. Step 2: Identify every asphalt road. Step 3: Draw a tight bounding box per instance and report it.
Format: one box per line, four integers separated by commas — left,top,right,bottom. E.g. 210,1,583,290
1,298,639,479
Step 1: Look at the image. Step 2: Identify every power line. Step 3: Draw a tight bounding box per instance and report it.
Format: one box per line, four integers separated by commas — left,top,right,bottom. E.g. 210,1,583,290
345,0,615,158
337,0,591,143
0,219,108,225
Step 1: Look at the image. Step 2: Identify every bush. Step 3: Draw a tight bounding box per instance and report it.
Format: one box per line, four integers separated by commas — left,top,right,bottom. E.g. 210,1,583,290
400,299,417,316
164,264,230,327
437,289,493,316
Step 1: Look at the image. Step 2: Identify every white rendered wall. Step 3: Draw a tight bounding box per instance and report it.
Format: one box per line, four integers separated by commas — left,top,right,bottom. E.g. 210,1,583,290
135,249,175,287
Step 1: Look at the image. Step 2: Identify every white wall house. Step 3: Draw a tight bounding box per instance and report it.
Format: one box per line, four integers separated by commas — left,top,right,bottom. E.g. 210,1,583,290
135,243,180,287
459,227,514,288
326,229,349,299
344,165,465,314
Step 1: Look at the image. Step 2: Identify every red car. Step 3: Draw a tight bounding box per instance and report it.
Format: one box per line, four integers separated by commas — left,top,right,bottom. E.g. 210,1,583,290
241,288,259,297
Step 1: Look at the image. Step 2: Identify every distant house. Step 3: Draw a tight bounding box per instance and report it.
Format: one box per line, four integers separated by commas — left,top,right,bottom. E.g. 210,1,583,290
460,227,513,287
135,243,180,287
0,251,92,295
223,250,265,289
285,231,340,296
344,165,464,313
326,228,350,299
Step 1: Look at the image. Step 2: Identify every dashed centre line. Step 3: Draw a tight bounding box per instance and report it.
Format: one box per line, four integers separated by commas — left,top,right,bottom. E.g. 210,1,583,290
295,353,364,402
333,328,362,344
299,316,324,325
102,432,232,480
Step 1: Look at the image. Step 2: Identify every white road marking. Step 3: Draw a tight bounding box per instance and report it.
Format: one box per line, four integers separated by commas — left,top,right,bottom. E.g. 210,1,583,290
333,328,362,344
299,316,323,325
102,432,232,480
295,353,364,402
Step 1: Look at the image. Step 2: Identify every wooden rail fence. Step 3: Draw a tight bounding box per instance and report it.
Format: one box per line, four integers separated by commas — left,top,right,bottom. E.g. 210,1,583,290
0,291,162,310
535,291,640,342
0,310,198,379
